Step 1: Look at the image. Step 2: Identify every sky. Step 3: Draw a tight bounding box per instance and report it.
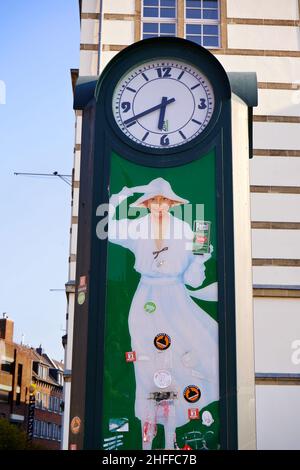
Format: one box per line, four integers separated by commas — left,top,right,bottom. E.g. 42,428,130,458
0,1,80,360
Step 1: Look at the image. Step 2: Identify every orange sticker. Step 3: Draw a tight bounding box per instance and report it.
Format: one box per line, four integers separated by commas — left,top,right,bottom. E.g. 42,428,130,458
154,333,171,351
183,385,201,403
70,416,81,435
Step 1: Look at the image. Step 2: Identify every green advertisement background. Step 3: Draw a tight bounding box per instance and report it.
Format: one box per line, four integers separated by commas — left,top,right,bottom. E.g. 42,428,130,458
101,151,219,450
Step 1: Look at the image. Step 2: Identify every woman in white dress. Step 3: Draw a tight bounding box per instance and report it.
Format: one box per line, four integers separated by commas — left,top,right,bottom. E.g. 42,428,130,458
108,177,219,450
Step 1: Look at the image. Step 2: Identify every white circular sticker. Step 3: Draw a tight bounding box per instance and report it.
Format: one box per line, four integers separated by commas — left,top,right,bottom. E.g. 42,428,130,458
153,370,172,389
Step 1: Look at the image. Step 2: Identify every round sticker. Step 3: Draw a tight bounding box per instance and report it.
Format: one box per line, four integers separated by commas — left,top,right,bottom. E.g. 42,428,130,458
77,292,86,305
144,301,156,313
154,333,171,351
183,385,201,403
154,370,172,389
70,416,81,434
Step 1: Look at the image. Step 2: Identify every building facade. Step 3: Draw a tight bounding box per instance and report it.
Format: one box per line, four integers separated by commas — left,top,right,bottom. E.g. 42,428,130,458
32,349,63,449
0,316,63,449
64,0,300,450
0,316,33,428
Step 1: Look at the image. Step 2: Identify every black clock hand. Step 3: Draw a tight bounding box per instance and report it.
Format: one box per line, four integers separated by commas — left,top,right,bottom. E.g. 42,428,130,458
158,97,168,130
124,97,175,126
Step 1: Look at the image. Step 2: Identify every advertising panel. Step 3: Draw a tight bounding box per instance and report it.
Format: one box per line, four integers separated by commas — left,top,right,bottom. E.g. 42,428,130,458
102,151,219,450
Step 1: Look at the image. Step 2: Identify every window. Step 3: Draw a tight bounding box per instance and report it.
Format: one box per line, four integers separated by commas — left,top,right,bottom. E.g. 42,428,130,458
143,0,176,19
58,425,62,442
1,361,12,373
57,372,63,386
185,0,220,48
59,399,64,413
142,0,177,39
36,391,42,408
41,421,46,438
49,396,59,412
54,397,59,412
34,420,41,437
53,424,57,440
39,364,48,380
17,364,23,386
42,393,48,410
48,422,53,439
0,390,10,404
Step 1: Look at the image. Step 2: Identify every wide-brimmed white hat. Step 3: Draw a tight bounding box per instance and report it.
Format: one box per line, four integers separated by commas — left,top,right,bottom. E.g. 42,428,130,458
130,177,189,208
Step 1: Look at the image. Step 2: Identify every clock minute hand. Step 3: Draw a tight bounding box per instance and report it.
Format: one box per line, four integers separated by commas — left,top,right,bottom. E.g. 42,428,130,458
124,97,175,126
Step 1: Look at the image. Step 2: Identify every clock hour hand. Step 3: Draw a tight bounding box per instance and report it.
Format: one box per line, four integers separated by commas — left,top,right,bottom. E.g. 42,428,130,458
158,97,168,131
124,97,175,126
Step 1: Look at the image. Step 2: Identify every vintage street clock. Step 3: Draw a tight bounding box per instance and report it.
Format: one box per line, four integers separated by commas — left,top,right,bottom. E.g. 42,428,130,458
69,38,257,451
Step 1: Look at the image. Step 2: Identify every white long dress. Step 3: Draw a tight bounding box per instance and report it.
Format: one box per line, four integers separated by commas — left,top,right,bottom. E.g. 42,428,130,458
108,189,219,434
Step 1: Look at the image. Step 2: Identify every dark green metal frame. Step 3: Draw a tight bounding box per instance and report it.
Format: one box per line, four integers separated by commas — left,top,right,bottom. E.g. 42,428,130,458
70,37,240,450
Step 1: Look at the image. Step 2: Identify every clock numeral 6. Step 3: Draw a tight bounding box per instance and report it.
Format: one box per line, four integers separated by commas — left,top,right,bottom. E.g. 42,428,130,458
160,134,170,146
157,67,172,79
198,98,207,110
121,102,131,113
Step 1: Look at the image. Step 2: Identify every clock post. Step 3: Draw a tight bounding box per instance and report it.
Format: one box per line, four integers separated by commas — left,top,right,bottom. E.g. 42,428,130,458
69,37,257,451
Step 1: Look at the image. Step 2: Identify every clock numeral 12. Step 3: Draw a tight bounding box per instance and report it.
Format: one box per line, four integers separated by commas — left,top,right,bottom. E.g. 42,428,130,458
157,67,172,78
160,134,170,146
121,102,131,112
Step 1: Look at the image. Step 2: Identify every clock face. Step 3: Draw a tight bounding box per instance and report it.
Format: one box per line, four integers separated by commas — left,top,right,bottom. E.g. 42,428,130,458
112,59,215,149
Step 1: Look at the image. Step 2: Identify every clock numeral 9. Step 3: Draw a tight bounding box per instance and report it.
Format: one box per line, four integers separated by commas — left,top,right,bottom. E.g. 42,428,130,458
121,102,131,113
157,67,172,79
160,134,170,146
198,98,207,110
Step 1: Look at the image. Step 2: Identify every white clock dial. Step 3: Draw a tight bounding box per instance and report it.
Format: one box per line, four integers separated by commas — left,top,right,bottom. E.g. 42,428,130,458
112,59,215,149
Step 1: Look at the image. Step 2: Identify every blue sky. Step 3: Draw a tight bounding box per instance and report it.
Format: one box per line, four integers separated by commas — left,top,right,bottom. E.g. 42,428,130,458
0,1,80,360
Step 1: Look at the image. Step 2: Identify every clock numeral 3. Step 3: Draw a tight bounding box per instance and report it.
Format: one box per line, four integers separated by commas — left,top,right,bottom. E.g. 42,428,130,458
157,67,172,78
198,98,207,110
160,134,170,146
121,102,131,113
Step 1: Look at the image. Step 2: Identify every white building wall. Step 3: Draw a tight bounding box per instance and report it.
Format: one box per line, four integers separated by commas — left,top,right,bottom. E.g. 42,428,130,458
226,0,299,20
228,25,300,51
256,89,300,117
253,122,300,150
81,0,100,14
81,19,100,44
216,55,300,84
103,0,135,15
79,51,99,76
65,0,300,450
252,230,300,259
102,19,135,45
250,157,300,186
253,266,300,286
251,193,300,223
256,386,300,450
254,298,300,373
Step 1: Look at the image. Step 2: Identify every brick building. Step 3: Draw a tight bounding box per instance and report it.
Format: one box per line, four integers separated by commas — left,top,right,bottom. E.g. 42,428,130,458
0,315,63,449
32,348,64,449
0,315,33,428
